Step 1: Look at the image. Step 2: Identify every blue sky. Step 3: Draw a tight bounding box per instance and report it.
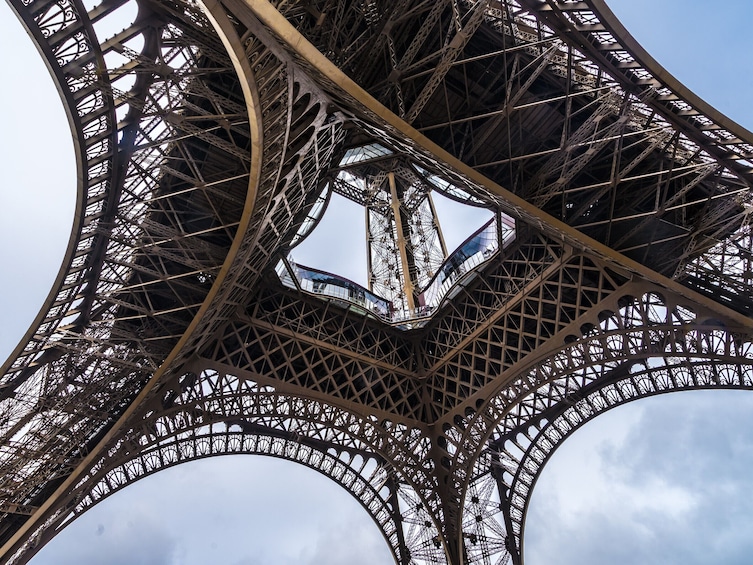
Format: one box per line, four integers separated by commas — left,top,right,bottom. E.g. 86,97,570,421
0,1,751,564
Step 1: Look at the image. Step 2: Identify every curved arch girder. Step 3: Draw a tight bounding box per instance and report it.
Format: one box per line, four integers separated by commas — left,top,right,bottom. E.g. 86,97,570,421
463,290,753,563
57,367,450,565
77,432,410,565
0,0,255,551
0,0,350,557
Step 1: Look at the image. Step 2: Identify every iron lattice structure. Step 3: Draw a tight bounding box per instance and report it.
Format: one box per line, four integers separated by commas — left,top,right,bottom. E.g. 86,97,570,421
2,0,753,563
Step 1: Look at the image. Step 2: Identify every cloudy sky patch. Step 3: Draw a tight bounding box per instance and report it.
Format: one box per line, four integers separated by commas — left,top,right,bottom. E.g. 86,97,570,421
526,392,753,565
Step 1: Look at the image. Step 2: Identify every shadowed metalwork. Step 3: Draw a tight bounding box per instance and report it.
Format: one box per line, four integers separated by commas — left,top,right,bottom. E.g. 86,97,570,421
1,0,752,563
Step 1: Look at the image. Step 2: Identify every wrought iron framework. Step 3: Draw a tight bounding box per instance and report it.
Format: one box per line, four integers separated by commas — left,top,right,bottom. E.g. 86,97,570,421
1,0,752,564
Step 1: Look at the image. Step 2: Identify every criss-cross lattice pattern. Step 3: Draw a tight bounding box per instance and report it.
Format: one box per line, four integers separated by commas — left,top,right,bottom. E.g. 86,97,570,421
2,0,753,563
1,0,252,543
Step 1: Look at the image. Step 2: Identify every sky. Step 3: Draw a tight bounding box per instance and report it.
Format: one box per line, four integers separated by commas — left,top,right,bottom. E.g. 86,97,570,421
0,0,752,564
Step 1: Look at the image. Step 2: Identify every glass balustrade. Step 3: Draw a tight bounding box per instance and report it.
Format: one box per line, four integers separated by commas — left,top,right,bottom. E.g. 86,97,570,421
277,213,516,325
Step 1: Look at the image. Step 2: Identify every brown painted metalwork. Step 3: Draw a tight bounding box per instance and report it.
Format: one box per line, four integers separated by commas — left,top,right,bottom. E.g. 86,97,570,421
1,0,752,563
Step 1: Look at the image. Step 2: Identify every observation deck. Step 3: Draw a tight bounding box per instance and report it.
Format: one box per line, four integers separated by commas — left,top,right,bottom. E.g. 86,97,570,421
278,214,516,326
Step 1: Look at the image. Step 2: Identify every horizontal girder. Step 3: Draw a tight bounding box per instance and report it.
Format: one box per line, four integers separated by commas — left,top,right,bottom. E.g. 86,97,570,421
285,0,752,285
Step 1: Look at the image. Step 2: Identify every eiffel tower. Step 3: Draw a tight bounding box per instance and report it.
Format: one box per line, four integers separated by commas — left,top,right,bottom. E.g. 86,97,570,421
2,0,752,563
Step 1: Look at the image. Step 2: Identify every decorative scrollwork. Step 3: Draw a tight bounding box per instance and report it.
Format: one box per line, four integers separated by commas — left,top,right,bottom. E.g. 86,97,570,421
473,290,753,559
2,0,752,564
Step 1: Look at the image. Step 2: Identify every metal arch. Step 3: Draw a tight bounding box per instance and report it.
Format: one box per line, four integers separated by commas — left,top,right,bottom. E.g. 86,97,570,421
63,366,449,565
0,0,258,554
1,0,118,381
414,246,636,562
1,369,451,564
481,287,753,444
12,386,415,564
466,288,753,563
417,274,753,563
506,359,753,565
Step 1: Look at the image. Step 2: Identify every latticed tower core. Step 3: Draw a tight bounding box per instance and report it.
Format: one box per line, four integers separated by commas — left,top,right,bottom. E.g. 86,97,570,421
280,142,511,327
1,0,752,564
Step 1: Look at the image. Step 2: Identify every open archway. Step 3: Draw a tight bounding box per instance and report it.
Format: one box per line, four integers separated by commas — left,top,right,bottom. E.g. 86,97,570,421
29,455,394,565
525,390,753,564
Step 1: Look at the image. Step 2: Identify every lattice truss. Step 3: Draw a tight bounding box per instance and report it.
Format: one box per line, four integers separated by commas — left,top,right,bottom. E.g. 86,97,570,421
1,0,252,544
330,154,450,312
2,0,753,564
290,0,753,279
1,0,346,558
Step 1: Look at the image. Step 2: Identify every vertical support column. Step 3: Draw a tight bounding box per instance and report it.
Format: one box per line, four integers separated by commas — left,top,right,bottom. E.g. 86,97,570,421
388,172,416,311
365,205,375,290
426,192,448,259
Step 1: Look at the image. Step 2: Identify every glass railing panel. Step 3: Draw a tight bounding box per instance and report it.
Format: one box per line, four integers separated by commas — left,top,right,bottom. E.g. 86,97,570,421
339,143,392,166
419,214,515,311
276,213,516,326
278,258,392,319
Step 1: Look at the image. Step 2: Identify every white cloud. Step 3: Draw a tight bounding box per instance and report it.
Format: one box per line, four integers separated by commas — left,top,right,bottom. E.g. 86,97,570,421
525,392,753,565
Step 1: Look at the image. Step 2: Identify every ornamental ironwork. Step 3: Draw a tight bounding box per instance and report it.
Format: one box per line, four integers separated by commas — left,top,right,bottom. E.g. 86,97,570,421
1,0,752,564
